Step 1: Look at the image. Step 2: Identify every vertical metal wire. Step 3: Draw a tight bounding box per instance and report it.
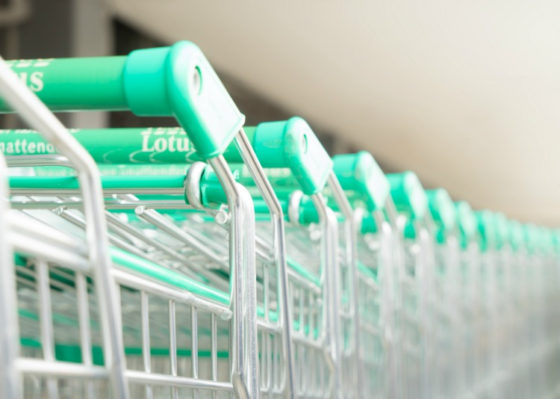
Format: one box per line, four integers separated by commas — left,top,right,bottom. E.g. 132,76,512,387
37,258,58,399
76,272,94,399
141,291,153,399
191,306,199,399
168,300,178,399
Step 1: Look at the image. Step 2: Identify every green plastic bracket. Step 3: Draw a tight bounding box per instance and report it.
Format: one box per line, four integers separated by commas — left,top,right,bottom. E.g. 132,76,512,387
0,41,244,159
552,229,560,254
455,201,477,249
361,214,379,234
227,117,333,196
475,211,497,252
508,220,524,252
332,151,389,212
387,172,427,220
494,213,509,249
426,189,456,243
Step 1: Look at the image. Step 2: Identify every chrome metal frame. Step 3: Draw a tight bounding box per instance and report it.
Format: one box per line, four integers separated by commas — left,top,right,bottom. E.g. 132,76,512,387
0,55,128,398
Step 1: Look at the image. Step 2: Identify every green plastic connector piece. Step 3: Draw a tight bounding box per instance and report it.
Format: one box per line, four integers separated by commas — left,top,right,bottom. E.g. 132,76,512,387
360,214,378,234
123,41,244,159
197,167,231,206
494,213,509,249
332,151,389,212
552,230,560,254
508,220,524,252
455,201,477,249
426,189,456,243
475,210,497,252
387,171,427,220
522,224,535,254
236,117,332,196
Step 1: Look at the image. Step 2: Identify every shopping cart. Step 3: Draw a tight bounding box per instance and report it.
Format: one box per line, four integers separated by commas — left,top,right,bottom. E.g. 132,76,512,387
387,171,434,399
0,42,303,398
332,151,399,399
0,55,129,398
453,200,479,399
225,118,342,398
425,189,461,399
474,210,502,399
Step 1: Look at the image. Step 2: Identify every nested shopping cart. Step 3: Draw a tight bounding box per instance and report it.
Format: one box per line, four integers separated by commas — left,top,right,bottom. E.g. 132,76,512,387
223,117,344,398
332,152,400,399
387,172,435,399
0,41,303,398
425,189,461,399
0,54,130,399
474,210,502,399
453,200,479,398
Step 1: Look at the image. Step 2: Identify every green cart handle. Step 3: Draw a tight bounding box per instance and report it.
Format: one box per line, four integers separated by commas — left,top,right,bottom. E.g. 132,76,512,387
331,151,389,212
226,117,333,196
455,201,477,249
0,128,200,164
387,171,428,221
426,188,456,243
0,41,244,159
0,117,332,196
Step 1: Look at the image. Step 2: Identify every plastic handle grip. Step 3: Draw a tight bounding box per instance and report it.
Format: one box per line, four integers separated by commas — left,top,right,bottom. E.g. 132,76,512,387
230,117,333,196
0,128,202,164
0,41,244,159
387,171,428,220
0,57,128,111
332,151,389,212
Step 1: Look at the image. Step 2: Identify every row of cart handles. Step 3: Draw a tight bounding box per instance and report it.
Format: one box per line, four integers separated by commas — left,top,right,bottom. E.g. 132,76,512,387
0,124,554,253
0,40,558,399
0,39,555,253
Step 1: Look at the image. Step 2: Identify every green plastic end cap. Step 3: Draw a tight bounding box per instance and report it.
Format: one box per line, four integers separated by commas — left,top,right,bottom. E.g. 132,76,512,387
553,229,560,253
455,201,477,242
522,224,536,253
332,151,389,212
360,214,379,234
537,226,553,254
426,189,456,232
494,213,509,249
123,41,245,159
508,220,524,251
251,117,333,195
476,211,497,251
387,171,427,220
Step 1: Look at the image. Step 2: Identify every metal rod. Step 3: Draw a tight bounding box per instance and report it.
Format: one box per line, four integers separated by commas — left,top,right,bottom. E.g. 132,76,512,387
0,56,128,398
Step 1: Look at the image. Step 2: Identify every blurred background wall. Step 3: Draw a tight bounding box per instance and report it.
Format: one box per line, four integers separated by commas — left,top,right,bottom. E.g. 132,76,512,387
1,0,558,225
